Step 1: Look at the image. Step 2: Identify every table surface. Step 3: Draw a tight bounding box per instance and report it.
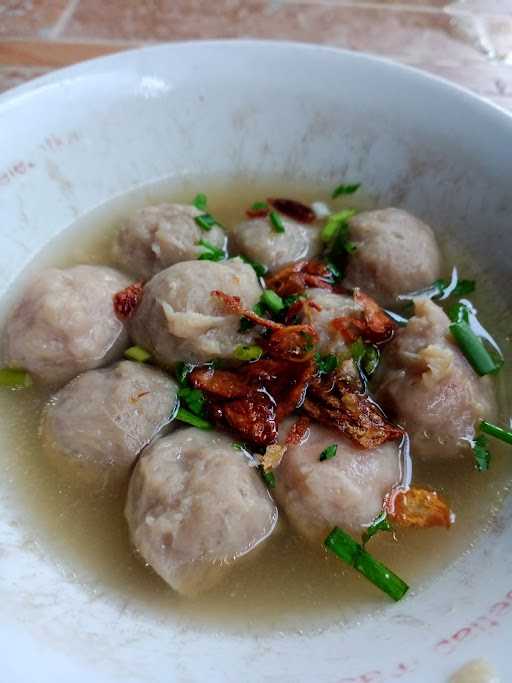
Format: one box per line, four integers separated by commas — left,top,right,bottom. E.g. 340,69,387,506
0,0,511,111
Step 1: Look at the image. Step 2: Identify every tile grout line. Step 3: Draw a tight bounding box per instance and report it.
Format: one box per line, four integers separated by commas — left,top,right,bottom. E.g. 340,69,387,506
45,0,82,40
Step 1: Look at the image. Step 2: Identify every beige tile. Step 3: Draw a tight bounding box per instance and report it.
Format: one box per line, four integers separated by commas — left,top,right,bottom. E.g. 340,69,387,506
0,39,128,68
0,0,69,38
407,58,512,97
0,65,49,93
61,1,502,63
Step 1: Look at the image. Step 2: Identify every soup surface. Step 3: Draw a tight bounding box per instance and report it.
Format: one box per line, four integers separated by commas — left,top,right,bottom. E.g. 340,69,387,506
1,177,510,634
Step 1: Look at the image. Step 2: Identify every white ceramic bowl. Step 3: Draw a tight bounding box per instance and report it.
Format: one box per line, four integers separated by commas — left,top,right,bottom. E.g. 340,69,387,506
1,41,511,683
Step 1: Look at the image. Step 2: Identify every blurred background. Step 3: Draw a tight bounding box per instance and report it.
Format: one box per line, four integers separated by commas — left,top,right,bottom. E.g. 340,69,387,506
0,0,511,110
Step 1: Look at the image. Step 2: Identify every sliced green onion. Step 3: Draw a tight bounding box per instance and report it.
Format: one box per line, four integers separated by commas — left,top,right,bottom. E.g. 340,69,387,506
314,352,338,375
124,345,152,363
449,302,470,324
195,213,217,231
480,420,512,446
251,201,268,211
362,345,380,376
260,289,284,314
282,293,303,308
324,527,409,602
239,316,254,332
320,209,356,242
331,182,361,198
362,512,392,547
473,434,491,471
261,467,276,488
196,238,226,262
178,386,205,416
239,254,268,278
175,407,212,430
449,322,500,376
0,368,33,388
233,344,263,361
319,444,337,461
193,193,208,211
269,210,285,234
325,260,342,283
175,361,195,386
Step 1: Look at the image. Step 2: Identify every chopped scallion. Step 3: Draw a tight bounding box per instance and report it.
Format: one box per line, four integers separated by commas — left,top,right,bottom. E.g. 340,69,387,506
480,420,512,446
251,201,268,211
261,467,276,488
449,322,500,376
319,444,337,461
320,209,356,242
196,238,226,262
331,182,361,198
178,386,205,416
324,527,409,602
473,434,491,471
0,368,32,389
362,512,392,547
124,345,152,363
314,352,338,375
193,193,208,211
175,407,212,430
233,344,263,361
195,213,217,231
239,254,268,278
260,289,284,314
269,210,285,234
175,361,195,386
350,340,380,377
239,316,254,332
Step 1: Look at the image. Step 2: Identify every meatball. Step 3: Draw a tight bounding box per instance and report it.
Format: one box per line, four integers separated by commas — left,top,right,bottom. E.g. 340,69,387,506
125,428,278,595
376,299,497,459
343,208,441,307
305,288,362,355
113,203,226,280
231,215,322,273
41,361,178,491
130,257,261,366
274,421,401,543
3,265,130,385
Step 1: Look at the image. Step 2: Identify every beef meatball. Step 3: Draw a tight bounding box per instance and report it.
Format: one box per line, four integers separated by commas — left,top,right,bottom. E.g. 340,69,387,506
113,203,226,280
305,288,363,355
231,215,322,273
130,257,261,366
343,208,441,307
3,265,130,385
41,361,178,491
376,299,497,459
125,428,278,595
274,421,401,543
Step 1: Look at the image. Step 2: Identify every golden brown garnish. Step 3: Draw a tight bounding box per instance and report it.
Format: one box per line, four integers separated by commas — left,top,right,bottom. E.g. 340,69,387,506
189,366,247,399
267,198,316,224
210,290,282,330
265,260,336,298
261,444,287,472
221,392,277,446
387,488,453,529
302,367,403,449
113,281,144,320
285,416,311,445
264,324,319,362
330,289,397,345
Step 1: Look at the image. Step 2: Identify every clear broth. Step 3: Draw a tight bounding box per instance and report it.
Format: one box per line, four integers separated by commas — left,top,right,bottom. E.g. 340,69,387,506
1,177,511,634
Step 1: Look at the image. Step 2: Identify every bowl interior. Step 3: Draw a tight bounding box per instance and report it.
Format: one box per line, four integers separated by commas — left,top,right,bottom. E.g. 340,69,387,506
0,41,511,683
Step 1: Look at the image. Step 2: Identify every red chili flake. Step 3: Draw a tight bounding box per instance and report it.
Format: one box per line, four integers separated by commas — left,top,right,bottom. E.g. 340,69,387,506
113,281,144,320
267,198,316,224
286,416,311,445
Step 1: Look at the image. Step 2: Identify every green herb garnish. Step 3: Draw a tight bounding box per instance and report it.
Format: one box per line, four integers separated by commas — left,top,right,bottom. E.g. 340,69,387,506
193,193,208,211
0,368,32,389
480,420,512,446
261,467,276,488
319,444,337,461
233,344,263,361
195,213,218,232
260,289,285,314
473,434,491,471
331,183,361,198
314,352,338,375
197,238,226,262
251,201,268,211
362,512,392,547
175,407,212,430
350,340,380,377
124,345,152,363
269,210,285,234
178,386,205,416
239,254,268,278
175,361,195,385
449,321,500,376
239,316,254,332
324,527,409,602
320,209,356,242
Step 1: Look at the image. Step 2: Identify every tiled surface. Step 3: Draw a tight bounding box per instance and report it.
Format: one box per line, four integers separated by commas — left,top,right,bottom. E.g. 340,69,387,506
0,0,511,112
